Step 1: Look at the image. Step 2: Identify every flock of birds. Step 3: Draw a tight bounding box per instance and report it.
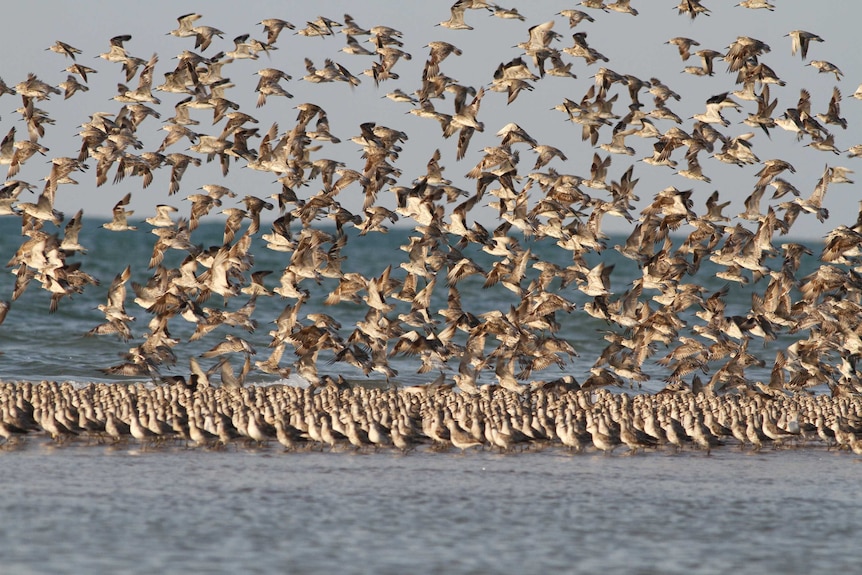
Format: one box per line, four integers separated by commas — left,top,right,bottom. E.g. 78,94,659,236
3,380,862,455
1,1,862,454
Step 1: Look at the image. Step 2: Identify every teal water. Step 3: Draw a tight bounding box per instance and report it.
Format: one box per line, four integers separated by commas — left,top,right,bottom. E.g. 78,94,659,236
0,216,824,392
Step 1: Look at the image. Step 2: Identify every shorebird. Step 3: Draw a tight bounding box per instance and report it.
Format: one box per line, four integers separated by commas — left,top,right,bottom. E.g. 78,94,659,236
297,16,342,38
685,49,723,76
786,30,824,60
259,18,295,44
169,13,202,38
16,190,62,226
438,1,481,30
585,411,620,454
558,9,594,28
808,60,843,80
736,0,774,10
666,37,700,61
47,40,82,60
145,204,178,228
58,75,88,99
190,25,224,51
102,193,137,231
618,412,657,454
676,0,710,19
88,265,134,340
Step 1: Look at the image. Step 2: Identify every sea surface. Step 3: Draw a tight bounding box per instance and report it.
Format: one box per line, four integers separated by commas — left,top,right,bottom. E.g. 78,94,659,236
0,218,855,574
1,439,860,575
0,217,826,391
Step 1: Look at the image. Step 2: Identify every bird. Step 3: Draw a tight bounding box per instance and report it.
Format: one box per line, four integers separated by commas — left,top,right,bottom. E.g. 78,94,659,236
102,193,137,231
809,60,843,80
786,30,824,60
666,37,700,61
438,1,479,30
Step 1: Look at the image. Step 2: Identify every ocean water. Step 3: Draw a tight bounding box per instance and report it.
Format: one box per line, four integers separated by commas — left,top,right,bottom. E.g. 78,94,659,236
0,217,825,392
1,439,860,575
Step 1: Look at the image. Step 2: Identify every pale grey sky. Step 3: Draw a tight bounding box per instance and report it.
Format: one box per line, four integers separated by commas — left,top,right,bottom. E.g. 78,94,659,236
0,1,860,238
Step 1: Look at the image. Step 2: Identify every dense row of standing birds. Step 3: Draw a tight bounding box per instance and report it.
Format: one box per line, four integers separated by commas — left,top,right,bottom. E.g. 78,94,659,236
4,380,862,454
2,1,862,404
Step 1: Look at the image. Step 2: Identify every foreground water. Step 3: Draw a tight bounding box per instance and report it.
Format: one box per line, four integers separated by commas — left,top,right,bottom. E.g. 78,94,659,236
0,440,859,575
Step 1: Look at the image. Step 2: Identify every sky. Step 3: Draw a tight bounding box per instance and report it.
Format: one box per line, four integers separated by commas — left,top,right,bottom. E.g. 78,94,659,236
0,1,861,239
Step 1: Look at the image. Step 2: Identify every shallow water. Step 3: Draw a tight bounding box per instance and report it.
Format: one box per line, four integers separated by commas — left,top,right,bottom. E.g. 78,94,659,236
1,442,859,574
